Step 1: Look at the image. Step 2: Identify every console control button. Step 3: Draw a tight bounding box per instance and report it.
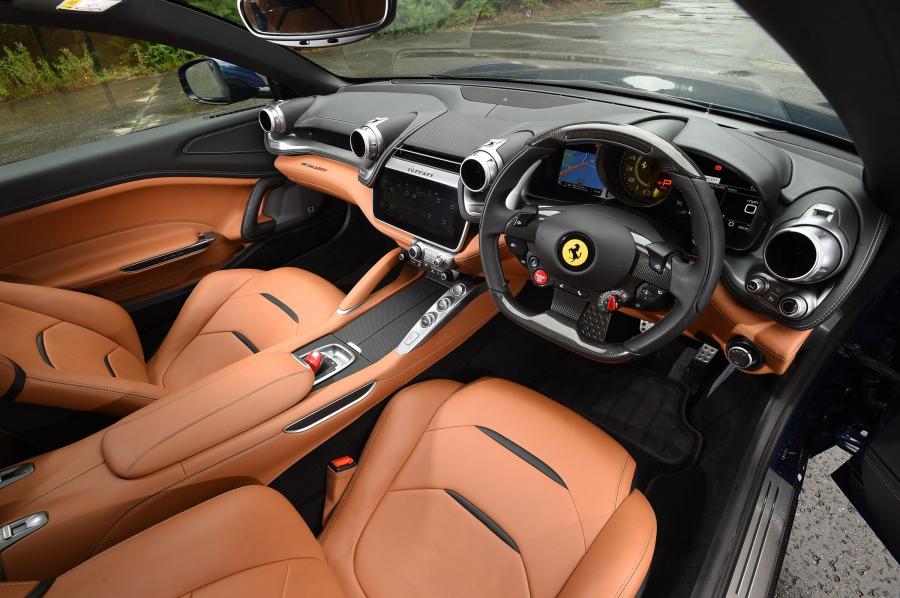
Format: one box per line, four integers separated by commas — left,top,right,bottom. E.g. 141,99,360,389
408,244,423,260
421,312,438,327
745,277,768,294
451,283,466,297
436,297,453,312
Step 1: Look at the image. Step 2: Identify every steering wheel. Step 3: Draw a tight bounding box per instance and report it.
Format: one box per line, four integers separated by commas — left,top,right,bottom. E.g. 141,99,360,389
479,123,725,363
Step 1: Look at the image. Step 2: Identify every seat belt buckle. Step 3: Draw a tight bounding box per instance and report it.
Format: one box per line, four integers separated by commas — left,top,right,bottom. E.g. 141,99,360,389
324,456,357,525
329,456,355,472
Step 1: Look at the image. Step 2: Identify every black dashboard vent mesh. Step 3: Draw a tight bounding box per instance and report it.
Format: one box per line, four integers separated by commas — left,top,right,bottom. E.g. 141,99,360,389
393,145,462,173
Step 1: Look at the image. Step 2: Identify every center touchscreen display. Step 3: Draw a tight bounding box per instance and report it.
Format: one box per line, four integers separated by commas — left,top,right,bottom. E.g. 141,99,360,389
374,166,467,251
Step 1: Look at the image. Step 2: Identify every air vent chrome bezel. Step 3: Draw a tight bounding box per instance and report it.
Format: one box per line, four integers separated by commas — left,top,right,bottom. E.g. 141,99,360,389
350,117,389,160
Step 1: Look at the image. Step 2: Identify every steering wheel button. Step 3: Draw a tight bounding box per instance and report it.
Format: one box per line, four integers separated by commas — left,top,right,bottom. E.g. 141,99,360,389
606,295,619,312
527,255,540,268
507,238,527,257
532,269,549,286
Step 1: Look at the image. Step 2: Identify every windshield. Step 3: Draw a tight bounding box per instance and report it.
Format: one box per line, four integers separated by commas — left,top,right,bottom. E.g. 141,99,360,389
189,0,847,140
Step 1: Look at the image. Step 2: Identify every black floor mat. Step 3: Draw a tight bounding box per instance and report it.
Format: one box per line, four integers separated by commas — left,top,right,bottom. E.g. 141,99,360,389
533,359,697,466
416,305,701,473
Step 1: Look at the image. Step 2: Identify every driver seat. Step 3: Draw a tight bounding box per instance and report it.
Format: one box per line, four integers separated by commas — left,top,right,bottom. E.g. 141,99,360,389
3,378,656,597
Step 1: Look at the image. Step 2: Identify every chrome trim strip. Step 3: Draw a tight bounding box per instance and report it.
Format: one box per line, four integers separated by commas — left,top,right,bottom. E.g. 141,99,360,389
121,232,216,273
284,382,377,433
375,157,470,253
384,156,460,187
395,146,463,169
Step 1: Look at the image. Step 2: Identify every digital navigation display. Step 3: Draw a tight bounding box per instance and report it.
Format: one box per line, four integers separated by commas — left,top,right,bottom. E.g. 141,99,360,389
689,154,762,234
557,148,605,196
374,168,467,251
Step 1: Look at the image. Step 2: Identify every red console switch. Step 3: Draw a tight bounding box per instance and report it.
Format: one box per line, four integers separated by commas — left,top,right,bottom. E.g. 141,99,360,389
304,351,324,373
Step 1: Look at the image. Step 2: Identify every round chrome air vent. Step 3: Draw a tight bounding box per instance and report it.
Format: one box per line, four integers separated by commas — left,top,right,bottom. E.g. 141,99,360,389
764,225,842,283
259,103,287,134
350,117,388,160
460,151,499,193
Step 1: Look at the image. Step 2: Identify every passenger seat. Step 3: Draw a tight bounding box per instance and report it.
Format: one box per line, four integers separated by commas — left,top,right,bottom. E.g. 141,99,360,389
0,268,344,415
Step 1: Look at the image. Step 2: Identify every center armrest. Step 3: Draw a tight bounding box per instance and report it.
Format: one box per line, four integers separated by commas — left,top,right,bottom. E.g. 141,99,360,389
102,352,313,479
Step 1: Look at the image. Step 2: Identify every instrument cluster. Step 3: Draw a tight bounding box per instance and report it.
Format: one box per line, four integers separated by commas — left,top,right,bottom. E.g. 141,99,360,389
527,143,768,251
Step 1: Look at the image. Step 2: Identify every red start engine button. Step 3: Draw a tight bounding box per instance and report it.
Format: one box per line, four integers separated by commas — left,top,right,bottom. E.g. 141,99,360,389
532,269,549,286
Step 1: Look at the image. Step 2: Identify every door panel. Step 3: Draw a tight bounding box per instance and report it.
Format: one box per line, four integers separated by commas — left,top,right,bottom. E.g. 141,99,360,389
833,406,900,561
0,177,257,302
0,107,285,302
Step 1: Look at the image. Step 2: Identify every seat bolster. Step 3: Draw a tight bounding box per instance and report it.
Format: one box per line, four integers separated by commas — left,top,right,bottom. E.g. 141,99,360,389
44,486,343,598
558,491,657,598
146,269,263,383
319,380,464,581
0,281,143,361
13,368,163,416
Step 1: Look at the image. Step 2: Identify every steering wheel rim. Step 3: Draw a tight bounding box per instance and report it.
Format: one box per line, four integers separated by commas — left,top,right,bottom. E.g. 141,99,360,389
479,123,725,363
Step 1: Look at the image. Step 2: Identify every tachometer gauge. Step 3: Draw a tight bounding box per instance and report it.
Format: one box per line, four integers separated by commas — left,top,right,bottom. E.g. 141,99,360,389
619,151,674,206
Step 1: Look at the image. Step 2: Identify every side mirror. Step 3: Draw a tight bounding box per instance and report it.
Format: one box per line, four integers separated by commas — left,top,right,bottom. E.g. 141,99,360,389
238,0,396,47
178,58,272,105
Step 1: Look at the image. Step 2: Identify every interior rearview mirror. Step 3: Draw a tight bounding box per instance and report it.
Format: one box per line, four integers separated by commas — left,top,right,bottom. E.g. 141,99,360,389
238,0,396,47
178,58,272,105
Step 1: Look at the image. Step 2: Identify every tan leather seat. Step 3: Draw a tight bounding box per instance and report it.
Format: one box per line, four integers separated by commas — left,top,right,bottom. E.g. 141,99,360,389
1,378,656,598
0,268,344,414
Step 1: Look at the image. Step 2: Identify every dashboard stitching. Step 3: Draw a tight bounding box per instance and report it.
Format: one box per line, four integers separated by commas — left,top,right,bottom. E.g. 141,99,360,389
706,300,790,360
794,211,889,328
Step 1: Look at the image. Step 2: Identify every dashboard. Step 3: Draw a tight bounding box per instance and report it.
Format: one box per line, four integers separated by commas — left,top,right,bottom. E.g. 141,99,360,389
257,80,888,345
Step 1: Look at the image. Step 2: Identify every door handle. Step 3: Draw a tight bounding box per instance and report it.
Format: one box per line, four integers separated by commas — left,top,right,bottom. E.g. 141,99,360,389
121,232,216,273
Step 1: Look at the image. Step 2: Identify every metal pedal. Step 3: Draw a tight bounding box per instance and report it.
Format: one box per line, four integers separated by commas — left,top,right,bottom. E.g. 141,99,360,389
695,343,719,364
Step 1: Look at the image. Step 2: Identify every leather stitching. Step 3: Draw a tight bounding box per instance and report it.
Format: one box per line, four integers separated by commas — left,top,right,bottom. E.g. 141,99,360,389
863,452,900,505
614,518,655,598
122,353,270,424
122,370,307,476
708,300,791,360
317,395,399,544
26,375,156,402
329,385,460,596
0,300,141,363
89,434,283,557
155,269,266,386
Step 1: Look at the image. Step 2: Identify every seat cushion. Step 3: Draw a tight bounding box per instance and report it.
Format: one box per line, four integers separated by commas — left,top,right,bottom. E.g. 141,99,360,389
320,378,657,598
148,268,344,389
34,485,343,598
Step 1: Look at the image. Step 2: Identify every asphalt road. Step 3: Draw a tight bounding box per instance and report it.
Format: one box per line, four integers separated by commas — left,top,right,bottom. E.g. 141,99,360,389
776,447,899,597
319,0,831,112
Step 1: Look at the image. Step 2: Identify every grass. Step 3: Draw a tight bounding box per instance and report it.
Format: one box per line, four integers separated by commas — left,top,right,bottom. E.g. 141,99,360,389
0,41,196,104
